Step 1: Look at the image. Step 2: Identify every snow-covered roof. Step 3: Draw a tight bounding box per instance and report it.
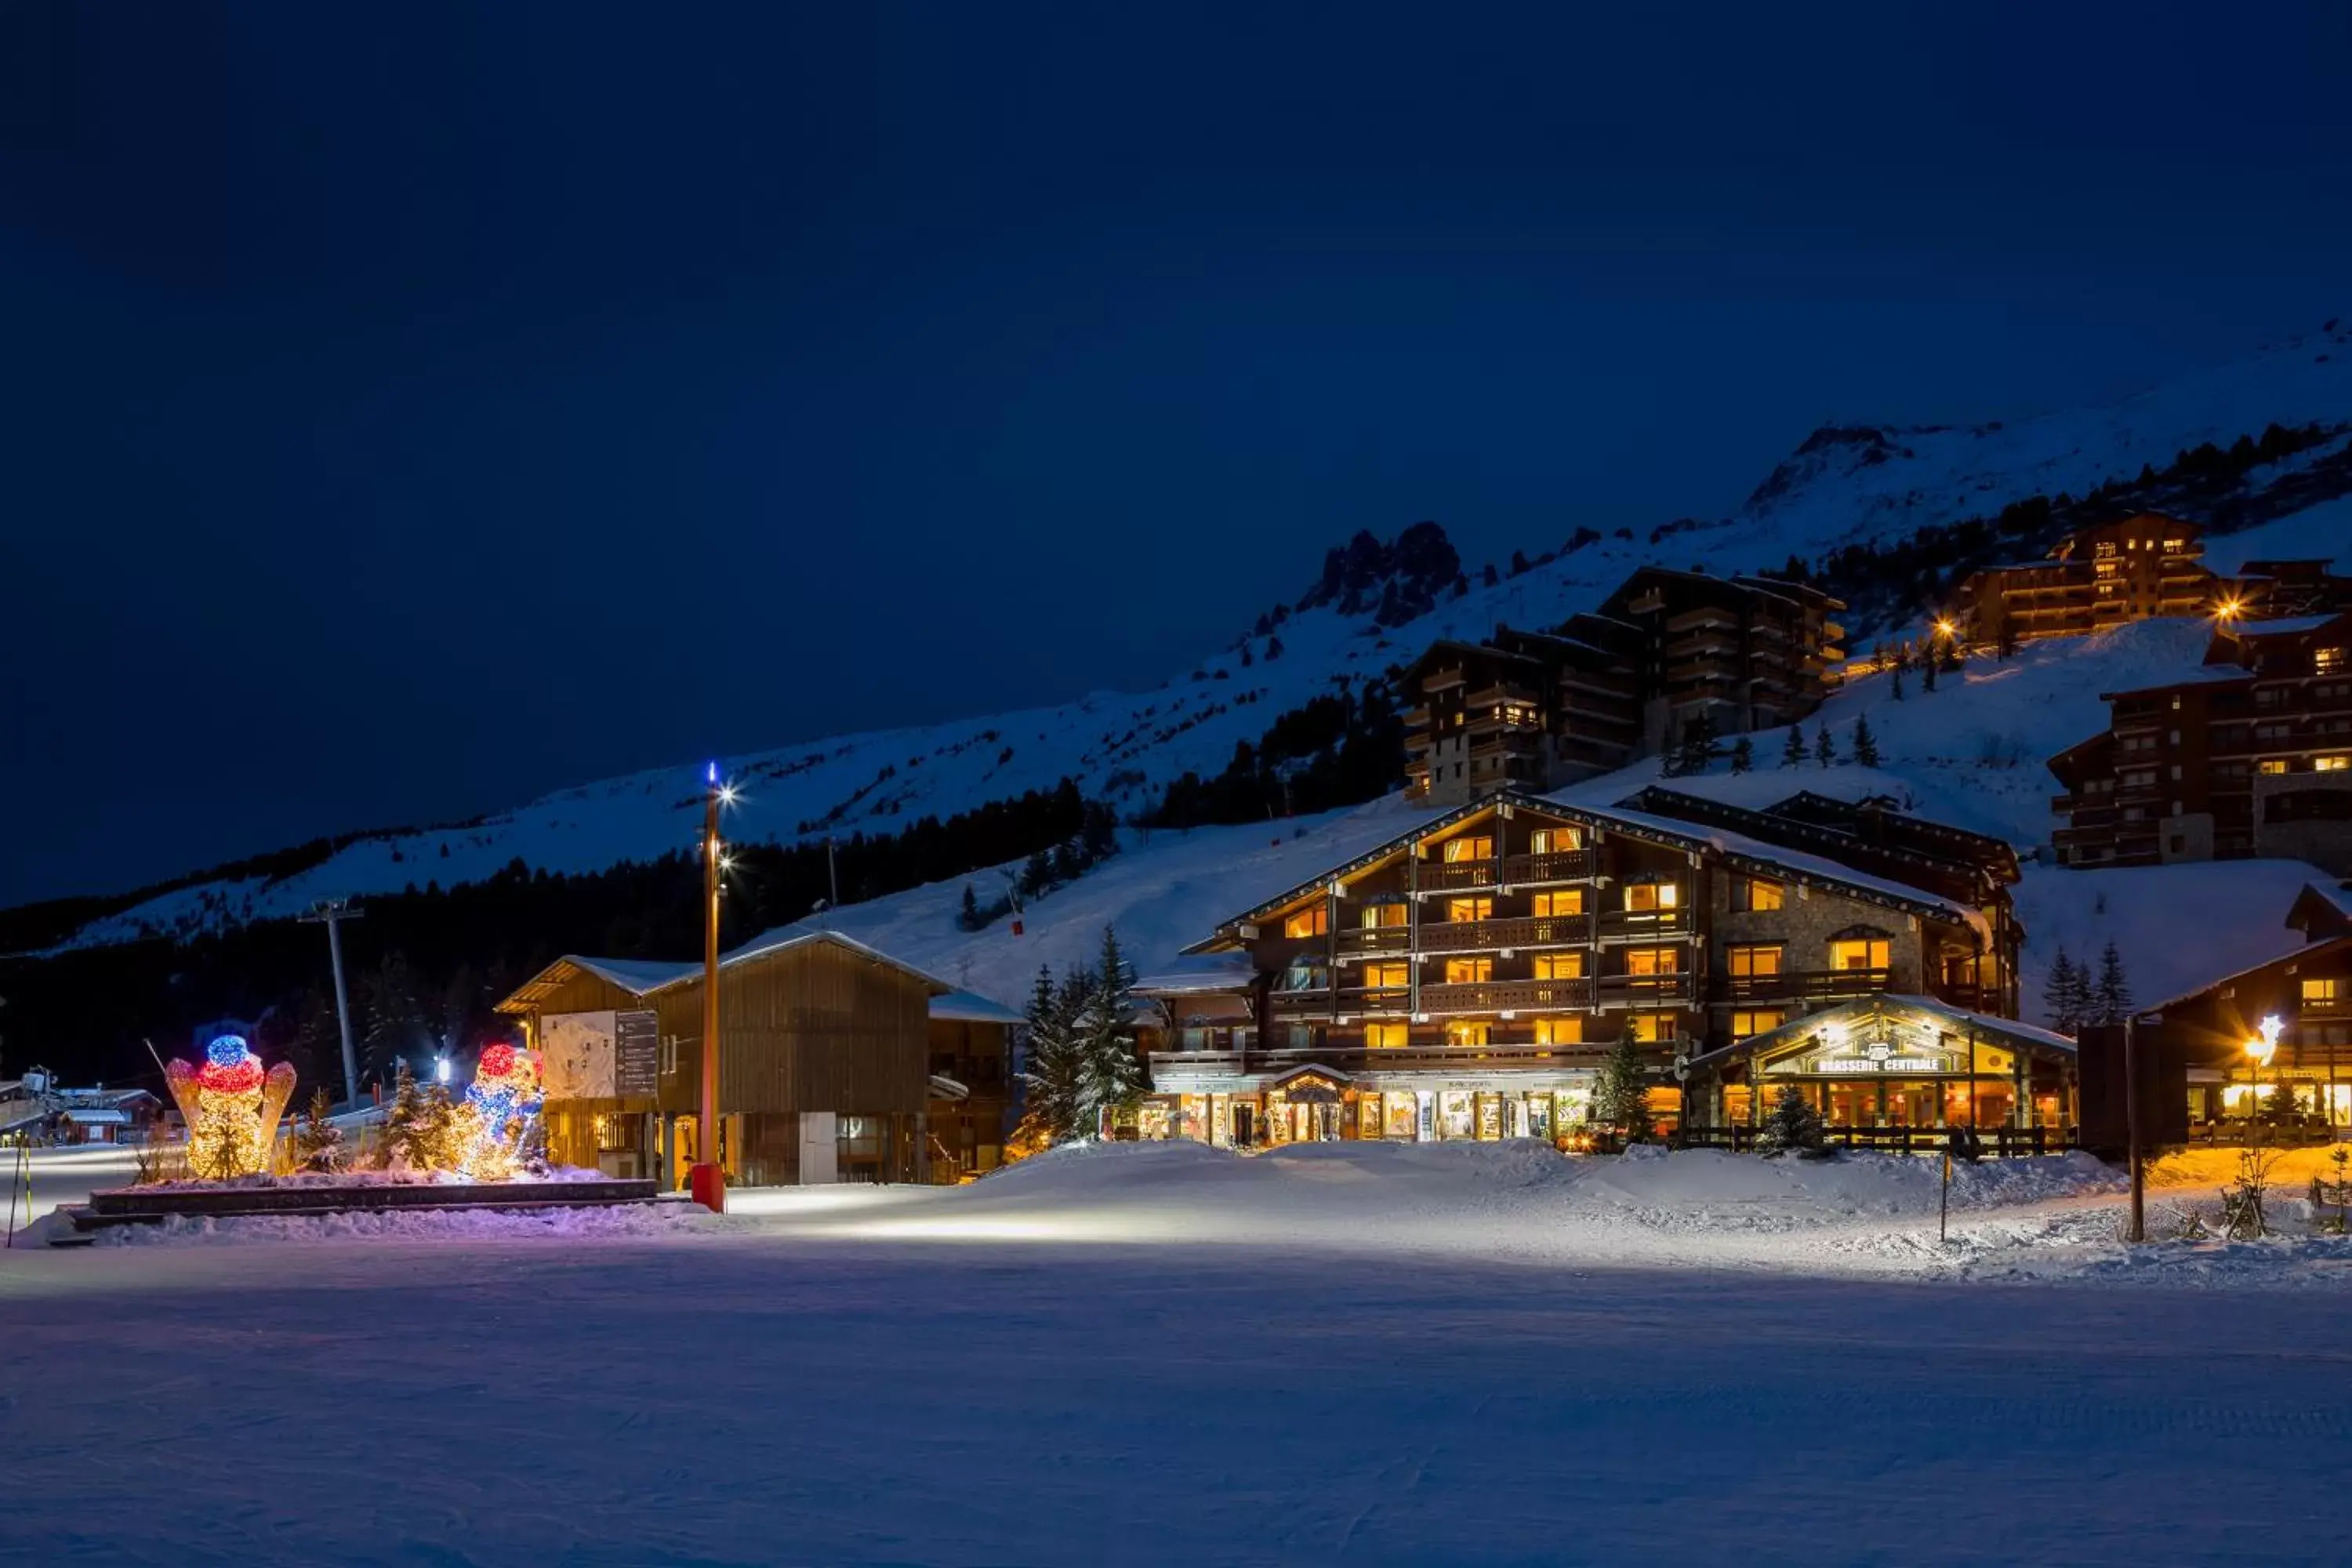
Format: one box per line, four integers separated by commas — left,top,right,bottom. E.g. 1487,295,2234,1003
2143,933,2352,1016
60,1108,132,1126
502,930,951,1014
2227,614,2343,637
709,927,953,994
2100,663,2252,699
1135,952,1258,995
931,989,1024,1025
1683,993,2075,1076
569,956,699,993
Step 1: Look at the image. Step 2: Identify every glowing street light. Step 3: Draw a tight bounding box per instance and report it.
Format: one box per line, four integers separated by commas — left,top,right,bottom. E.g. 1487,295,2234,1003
2242,1014,2283,1126
690,761,731,1212
2215,597,2245,623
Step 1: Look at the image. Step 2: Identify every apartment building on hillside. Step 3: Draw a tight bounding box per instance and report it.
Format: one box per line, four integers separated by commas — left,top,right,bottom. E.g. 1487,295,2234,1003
1405,568,1844,806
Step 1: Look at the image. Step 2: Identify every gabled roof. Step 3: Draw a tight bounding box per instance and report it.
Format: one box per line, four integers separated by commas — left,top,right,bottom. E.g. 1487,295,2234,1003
499,929,950,1014
931,989,1024,1025
1186,788,1990,951
2143,932,2352,1017
2223,613,2347,639
1682,993,2074,1077
2286,881,2352,942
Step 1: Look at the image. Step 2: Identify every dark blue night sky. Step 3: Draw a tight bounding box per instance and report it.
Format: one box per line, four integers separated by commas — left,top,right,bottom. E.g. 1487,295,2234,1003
4,2,2349,906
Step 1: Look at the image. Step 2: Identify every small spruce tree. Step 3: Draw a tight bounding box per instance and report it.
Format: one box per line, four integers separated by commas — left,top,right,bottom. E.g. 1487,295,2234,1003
1754,1087,1828,1158
1077,925,1150,1134
1889,663,1906,701
1850,713,1880,769
292,1086,345,1173
1588,1027,1655,1146
1012,965,1089,1152
957,884,984,931
1922,656,1940,694
1779,726,1807,769
2045,949,2085,1033
1676,711,1719,776
1813,724,1837,768
380,1062,434,1172
1728,735,1754,775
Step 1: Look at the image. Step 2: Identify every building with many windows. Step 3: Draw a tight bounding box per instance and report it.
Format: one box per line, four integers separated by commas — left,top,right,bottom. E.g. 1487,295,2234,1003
1956,514,2216,647
2048,610,2352,873
1134,786,2024,1147
1404,568,1843,805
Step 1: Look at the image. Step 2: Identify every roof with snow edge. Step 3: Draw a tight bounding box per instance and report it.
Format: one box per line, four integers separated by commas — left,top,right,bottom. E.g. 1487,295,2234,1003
498,929,951,1014
2098,664,2253,699
1134,953,1258,995
930,989,1024,1025
1681,993,2075,1077
2223,614,2346,638
1187,789,1991,951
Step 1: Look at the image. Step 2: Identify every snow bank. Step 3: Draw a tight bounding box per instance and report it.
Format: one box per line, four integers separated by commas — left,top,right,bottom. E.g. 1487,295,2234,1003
92,1200,718,1247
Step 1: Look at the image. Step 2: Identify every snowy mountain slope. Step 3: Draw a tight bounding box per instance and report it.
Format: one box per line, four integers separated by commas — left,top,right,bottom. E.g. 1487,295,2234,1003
1728,321,2352,554
743,613,2337,1029
42,321,2352,951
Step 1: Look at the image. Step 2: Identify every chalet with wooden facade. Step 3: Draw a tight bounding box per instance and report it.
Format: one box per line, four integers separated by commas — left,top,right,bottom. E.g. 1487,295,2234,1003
928,989,1022,1180
2048,610,2352,873
1404,568,1844,806
2143,920,2352,1133
496,929,1006,1186
1134,786,2027,1147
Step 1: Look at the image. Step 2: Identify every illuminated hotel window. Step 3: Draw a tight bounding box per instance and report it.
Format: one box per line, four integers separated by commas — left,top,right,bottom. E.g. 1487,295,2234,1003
1360,901,1407,929
2307,978,2342,1004
1528,826,1582,853
1446,1022,1490,1047
1283,906,1328,938
1828,937,1890,972
1624,947,1680,976
1631,1014,1677,1044
1727,945,1782,978
2317,756,2350,773
1446,897,1493,923
1443,957,1493,985
1533,888,1584,916
1366,1022,1409,1049
1442,836,1494,863
2319,647,2346,675
2259,759,2289,776
1731,1010,1786,1039
1624,881,1679,913
1734,877,1785,912
1363,962,1409,989
1534,1017,1583,1046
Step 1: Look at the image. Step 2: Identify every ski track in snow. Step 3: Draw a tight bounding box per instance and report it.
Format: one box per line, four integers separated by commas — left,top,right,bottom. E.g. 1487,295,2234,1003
5,1142,2352,1565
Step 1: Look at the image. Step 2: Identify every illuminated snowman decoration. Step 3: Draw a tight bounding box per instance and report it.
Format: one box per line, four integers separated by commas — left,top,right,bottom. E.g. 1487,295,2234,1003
164,1035,299,1180
458,1043,545,1180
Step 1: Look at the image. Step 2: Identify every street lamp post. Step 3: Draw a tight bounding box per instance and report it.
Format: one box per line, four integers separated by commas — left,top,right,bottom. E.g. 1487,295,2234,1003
297,899,365,1108
2245,1014,2283,1138
688,763,733,1213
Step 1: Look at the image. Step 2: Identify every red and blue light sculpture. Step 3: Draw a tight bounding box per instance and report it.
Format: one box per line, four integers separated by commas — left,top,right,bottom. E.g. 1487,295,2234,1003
163,1035,299,1180
458,1041,544,1180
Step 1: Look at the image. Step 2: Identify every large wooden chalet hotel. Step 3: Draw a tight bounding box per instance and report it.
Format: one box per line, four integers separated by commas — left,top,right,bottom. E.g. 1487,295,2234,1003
1138,787,2074,1149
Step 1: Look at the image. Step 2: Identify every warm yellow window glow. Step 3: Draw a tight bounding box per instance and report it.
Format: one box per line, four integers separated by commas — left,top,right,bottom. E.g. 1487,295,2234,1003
1743,877,1784,911
1534,952,1585,980
1446,1021,1490,1047
1446,897,1493,923
1365,1022,1409,1049
1363,962,1409,989
1729,946,1782,978
1829,938,1891,971
2259,759,2289,775
2317,756,2350,773
1534,1017,1583,1046
1361,902,1408,928
1624,882,1679,913
2305,978,2341,1004
2318,647,2345,674
1528,827,1582,853
1283,906,1328,938
1442,836,1494,863
1443,957,1493,984
1631,1014,1677,1044
1731,1010,1786,1039
1533,889,1585,917
1624,947,1681,976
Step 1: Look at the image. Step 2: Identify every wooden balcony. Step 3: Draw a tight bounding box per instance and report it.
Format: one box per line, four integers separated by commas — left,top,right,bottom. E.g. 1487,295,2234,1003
1422,858,1501,891
1418,913,1594,953
1595,972,1696,1006
1419,978,1592,1014
1336,985,1411,1018
1334,926,1412,956
1726,967,1895,1003
1421,848,1596,891
1149,1042,1596,1080
1599,905,1693,937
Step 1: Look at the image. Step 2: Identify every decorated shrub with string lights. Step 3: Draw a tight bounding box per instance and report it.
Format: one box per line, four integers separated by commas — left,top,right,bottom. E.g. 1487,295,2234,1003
457,1043,545,1181
163,1035,299,1180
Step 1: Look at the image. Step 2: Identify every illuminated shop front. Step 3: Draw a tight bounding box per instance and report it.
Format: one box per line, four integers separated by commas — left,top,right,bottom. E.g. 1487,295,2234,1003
1137,1063,1599,1149
1682,993,2078,1134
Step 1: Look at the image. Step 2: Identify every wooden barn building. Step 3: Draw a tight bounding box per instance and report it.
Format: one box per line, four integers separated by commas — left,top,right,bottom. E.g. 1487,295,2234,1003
496,929,1012,1187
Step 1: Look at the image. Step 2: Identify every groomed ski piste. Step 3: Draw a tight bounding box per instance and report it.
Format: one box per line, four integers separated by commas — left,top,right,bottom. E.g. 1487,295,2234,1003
5,1137,2351,1566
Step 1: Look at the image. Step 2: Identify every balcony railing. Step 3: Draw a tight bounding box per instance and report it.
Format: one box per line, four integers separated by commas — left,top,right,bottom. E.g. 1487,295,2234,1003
1149,1041,1599,1079
1335,985,1411,1018
1334,926,1412,956
1419,978,1592,1014
1422,858,1501,891
1595,972,1696,1006
1599,906,1693,937
1419,913,1594,953
1268,989,1333,1018
1502,848,1595,884
1726,967,1894,1003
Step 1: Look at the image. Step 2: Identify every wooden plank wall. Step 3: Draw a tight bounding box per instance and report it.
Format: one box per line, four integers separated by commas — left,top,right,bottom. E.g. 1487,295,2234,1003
655,942,934,1116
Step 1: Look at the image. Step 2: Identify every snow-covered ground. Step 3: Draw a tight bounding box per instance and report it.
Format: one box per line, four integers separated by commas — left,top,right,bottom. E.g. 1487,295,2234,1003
5,1141,2351,1566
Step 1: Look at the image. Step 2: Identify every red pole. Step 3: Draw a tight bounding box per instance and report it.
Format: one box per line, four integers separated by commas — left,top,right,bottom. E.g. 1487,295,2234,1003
690,763,728,1213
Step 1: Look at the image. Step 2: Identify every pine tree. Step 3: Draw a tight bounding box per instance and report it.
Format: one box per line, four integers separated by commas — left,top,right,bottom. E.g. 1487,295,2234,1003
1754,1086,1828,1157
1779,726,1807,769
958,884,983,931
2093,940,2134,1026
1728,736,1754,775
1018,848,1054,899
1922,655,1939,694
1813,724,1837,768
292,1086,344,1173
2044,949,2083,1033
381,1062,434,1172
1588,1027,1654,1145
1890,664,1906,701
1676,711,1719,777
1850,713,1880,769
1013,966,1089,1150
1077,925,1149,1134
